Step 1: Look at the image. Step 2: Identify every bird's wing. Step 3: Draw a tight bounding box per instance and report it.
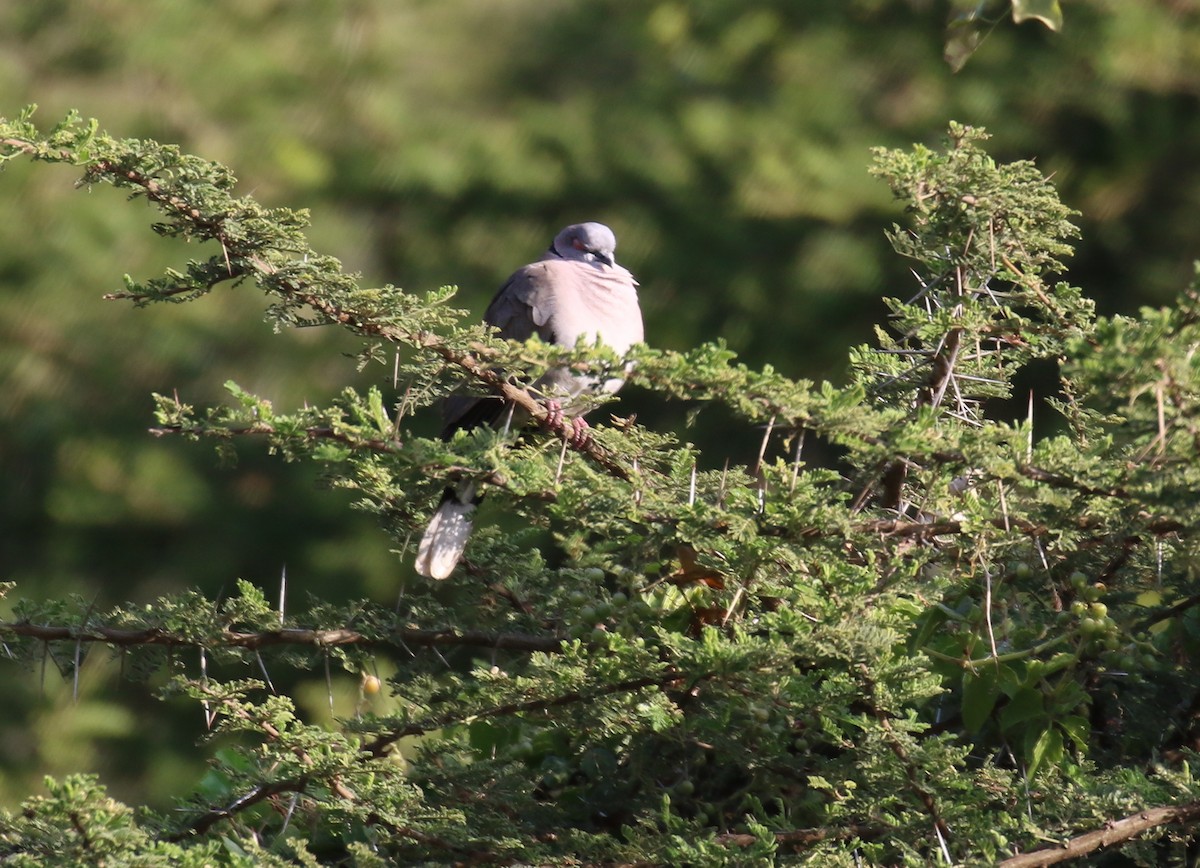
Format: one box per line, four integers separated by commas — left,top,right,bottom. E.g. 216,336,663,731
440,262,563,437
483,261,562,342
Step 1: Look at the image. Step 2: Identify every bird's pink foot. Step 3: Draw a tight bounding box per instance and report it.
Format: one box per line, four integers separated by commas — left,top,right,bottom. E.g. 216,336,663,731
569,416,592,450
541,400,592,449
542,399,565,431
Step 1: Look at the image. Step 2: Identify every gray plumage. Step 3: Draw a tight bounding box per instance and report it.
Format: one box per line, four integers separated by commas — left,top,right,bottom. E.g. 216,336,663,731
414,222,643,580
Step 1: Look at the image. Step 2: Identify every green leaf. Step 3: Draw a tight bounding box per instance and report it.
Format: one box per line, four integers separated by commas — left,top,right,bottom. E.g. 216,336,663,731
468,720,515,753
1058,715,1090,751
1026,725,1064,778
999,687,1045,730
962,666,1001,733
234,579,268,609
909,606,949,653
367,386,391,432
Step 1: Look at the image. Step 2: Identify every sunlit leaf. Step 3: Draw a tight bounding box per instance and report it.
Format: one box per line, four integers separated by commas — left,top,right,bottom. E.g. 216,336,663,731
1012,0,1063,31
1026,725,1064,778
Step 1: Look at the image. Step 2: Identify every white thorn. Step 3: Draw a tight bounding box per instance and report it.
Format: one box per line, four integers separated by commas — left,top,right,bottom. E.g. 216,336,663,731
1027,390,1035,463
278,564,287,627
753,415,776,478
554,435,569,487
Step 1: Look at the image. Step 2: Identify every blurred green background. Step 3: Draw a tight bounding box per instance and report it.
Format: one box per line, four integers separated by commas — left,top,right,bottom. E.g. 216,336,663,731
2,0,1200,808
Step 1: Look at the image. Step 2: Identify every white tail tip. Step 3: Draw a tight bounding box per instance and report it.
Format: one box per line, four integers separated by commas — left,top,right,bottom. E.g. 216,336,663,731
414,499,476,579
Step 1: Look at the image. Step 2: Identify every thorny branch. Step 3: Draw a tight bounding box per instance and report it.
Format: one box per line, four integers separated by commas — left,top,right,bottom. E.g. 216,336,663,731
858,665,952,845
251,231,630,480
360,670,689,759
0,621,564,654
0,137,632,482
172,669,691,844
149,422,405,454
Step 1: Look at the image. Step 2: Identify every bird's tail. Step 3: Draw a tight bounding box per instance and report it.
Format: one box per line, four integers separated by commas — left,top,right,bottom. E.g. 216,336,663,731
414,485,477,579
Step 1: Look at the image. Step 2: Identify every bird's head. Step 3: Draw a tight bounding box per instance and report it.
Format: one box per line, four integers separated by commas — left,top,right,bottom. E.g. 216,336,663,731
552,222,617,267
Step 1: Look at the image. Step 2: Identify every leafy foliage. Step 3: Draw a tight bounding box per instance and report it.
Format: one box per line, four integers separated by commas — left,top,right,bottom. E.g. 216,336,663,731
3,109,1200,865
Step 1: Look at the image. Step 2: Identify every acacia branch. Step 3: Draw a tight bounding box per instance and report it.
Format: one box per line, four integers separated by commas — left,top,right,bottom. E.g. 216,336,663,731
878,324,965,510
0,621,563,654
4,134,631,481
173,669,690,843
171,777,308,841
877,714,951,844
998,800,1200,867
1016,465,1130,499
241,250,632,480
718,823,885,852
361,670,688,758
858,664,951,844
148,422,403,454
175,773,509,864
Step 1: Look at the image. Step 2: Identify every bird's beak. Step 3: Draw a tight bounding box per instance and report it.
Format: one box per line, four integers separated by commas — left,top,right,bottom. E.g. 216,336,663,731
594,251,614,267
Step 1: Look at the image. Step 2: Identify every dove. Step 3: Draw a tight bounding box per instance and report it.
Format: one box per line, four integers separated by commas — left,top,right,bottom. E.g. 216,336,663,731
414,222,643,579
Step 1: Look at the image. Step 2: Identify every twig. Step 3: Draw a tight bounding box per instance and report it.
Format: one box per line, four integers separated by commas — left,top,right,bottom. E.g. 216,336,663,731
174,669,694,844
361,670,688,759
858,664,951,845
1016,465,1131,499
1133,592,1200,633
717,823,885,852
998,800,1200,867
171,778,309,841
878,713,951,844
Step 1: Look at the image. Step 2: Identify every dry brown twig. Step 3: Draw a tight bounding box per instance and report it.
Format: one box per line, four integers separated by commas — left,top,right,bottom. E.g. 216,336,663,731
998,800,1200,867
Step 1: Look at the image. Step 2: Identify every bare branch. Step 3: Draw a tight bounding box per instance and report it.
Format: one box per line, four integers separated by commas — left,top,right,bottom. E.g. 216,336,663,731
999,801,1200,867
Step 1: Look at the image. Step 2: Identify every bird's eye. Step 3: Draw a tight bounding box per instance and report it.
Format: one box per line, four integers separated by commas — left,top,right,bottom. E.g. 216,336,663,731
572,238,587,251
